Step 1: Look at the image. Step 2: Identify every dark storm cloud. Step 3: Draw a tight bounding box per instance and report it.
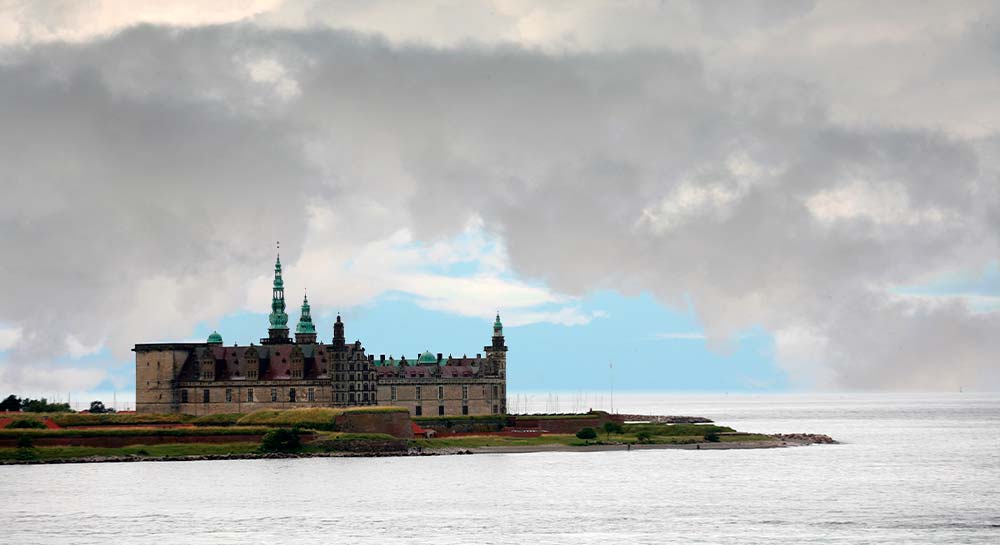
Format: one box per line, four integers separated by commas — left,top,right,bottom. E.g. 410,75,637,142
0,18,998,391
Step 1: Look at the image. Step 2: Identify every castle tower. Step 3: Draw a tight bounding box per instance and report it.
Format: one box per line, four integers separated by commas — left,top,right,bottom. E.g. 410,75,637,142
266,251,290,343
295,292,317,344
332,314,346,350
484,312,507,377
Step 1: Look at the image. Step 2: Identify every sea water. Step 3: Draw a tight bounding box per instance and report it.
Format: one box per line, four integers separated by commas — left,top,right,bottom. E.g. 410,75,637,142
1,393,997,544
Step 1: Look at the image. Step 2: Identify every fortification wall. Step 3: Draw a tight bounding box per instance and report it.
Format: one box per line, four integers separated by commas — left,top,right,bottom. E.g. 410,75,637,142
334,411,413,438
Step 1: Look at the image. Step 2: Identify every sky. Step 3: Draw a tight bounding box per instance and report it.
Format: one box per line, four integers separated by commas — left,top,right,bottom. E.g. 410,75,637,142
1,0,999,404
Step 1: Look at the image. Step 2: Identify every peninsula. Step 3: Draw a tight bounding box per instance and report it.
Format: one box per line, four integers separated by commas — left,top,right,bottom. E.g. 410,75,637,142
0,407,835,464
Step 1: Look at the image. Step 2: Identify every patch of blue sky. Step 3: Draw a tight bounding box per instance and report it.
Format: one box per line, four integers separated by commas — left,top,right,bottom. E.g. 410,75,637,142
893,261,1000,312
201,289,787,393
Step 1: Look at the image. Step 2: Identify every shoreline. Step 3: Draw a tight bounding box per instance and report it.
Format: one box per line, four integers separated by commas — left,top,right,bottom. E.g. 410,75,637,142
0,436,835,465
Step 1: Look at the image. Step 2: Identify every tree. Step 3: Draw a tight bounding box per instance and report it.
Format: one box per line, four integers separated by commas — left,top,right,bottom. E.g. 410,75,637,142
703,430,720,443
635,431,652,444
576,427,597,440
89,401,107,414
260,428,302,453
0,394,20,412
20,398,72,413
602,421,624,440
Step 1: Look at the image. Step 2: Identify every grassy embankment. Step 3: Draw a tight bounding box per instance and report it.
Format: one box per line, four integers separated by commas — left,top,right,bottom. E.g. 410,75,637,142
0,407,408,462
413,422,774,449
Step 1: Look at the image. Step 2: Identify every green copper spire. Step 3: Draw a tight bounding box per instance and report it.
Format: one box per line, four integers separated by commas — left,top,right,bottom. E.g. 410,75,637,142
494,311,503,336
295,292,316,334
268,250,289,331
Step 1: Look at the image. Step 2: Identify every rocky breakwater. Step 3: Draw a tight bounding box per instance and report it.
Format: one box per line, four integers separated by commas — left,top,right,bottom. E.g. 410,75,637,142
771,433,838,445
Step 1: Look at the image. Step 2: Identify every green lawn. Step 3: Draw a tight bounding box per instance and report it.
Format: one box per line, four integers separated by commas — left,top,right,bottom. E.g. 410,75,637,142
0,426,268,438
413,434,584,449
0,442,260,461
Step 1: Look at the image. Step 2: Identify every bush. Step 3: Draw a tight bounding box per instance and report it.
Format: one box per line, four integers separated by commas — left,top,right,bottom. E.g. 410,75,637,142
576,427,598,440
635,431,652,443
259,428,302,453
704,431,720,442
8,419,46,429
16,435,34,448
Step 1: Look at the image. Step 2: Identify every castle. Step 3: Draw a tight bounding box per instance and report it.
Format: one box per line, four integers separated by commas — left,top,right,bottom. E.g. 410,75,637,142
134,253,508,416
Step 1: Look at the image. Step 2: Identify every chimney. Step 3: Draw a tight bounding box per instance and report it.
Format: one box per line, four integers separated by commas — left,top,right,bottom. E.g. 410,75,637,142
437,353,443,363
380,354,385,362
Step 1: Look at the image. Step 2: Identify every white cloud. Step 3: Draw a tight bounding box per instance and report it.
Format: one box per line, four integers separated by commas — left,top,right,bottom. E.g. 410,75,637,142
245,57,301,101
1,8,999,392
64,335,104,359
0,326,22,351
806,180,948,227
248,221,605,329
0,364,107,397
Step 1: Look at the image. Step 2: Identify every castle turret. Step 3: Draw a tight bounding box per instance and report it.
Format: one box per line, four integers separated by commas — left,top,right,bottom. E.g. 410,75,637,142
332,314,346,350
206,330,223,345
295,292,317,344
265,250,291,344
484,312,507,377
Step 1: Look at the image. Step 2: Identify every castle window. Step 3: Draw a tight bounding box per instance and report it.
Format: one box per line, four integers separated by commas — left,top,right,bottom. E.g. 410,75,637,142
438,386,444,400
349,392,355,403
493,385,499,399
289,388,296,402
181,390,188,403
247,388,254,402
462,405,469,415
492,404,498,414
415,386,421,400
438,405,444,416
270,388,277,402
390,386,397,402
203,389,210,403
415,406,422,416
362,392,368,402
225,388,232,402
462,386,468,400
307,388,315,402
